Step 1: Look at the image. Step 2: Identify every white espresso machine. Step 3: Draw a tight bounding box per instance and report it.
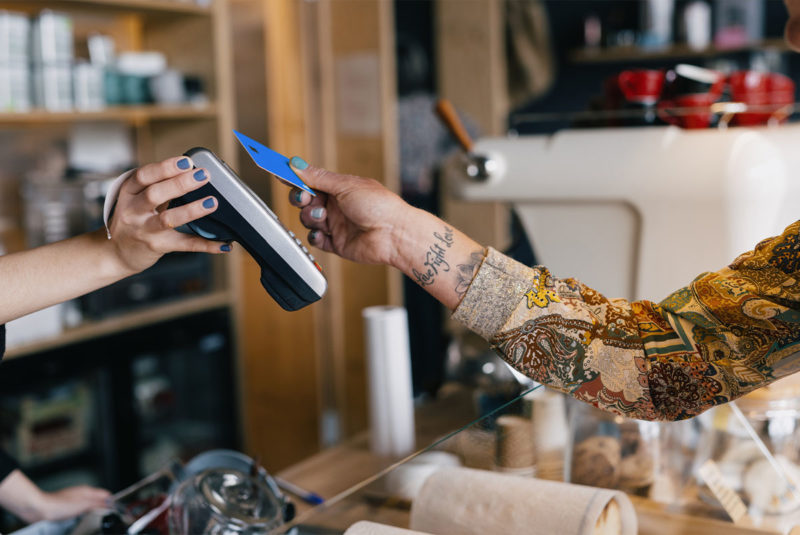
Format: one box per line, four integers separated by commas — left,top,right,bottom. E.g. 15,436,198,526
445,124,800,302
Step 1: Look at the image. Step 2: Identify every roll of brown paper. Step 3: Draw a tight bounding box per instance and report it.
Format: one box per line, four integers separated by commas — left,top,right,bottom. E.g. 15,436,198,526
345,521,433,535
495,415,535,474
409,467,637,535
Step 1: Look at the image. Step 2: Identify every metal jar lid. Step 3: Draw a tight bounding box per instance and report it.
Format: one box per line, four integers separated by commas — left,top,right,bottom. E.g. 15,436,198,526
199,468,283,530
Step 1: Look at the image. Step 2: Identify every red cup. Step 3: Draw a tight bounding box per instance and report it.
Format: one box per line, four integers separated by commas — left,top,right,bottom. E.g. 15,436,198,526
657,93,716,129
617,70,665,104
769,73,795,121
729,70,771,126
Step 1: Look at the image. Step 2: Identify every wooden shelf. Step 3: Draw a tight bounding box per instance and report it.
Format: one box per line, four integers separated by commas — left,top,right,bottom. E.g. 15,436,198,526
570,38,789,64
4,291,231,359
2,0,212,15
0,104,218,125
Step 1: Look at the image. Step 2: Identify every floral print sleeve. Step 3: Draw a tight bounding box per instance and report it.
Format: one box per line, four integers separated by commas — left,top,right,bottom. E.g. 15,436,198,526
453,221,800,421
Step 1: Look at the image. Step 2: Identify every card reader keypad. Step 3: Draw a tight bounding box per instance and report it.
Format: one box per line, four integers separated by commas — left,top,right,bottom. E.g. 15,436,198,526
169,147,327,310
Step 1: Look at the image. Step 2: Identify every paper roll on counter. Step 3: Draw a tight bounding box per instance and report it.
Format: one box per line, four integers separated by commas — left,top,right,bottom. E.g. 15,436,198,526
383,451,462,501
345,522,432,535
363,306,416,457
525,388,568,481
410,467,636,535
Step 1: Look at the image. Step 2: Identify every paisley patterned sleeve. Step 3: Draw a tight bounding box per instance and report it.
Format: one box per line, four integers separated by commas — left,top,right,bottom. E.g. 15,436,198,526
453,220,800,421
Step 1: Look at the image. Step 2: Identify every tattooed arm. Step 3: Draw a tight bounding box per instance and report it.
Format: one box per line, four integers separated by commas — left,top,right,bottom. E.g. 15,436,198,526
287,159,485,310
287,159,800,422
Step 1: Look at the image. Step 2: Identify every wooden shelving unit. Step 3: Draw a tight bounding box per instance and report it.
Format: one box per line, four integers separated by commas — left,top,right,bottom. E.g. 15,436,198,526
0,104,218,124
0,0,237,352
5,291,231,359
570,38,789,64
3,0,211,15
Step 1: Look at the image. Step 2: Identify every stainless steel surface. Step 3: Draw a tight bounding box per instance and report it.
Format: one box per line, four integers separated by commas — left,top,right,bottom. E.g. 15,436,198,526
464,154,498,181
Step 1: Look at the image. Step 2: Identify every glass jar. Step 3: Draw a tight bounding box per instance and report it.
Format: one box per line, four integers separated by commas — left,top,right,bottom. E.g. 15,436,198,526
169,468,284,535
566,401,696,504
692,376,800,530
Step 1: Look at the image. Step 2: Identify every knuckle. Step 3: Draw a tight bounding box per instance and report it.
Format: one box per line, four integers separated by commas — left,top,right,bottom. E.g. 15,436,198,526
192,200,209,216
133,228,149,244
133,171,148,188
143,187,160,206
158,211,172,228
160,159,176,178
118,212,136,227
173,174,191,194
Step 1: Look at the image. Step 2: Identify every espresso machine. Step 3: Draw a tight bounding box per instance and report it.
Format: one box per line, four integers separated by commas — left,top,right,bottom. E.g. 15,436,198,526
444,123,799,301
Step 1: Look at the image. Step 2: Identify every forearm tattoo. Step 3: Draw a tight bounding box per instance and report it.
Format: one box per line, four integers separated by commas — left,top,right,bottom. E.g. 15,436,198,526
412,226,454,287
455,251,484,298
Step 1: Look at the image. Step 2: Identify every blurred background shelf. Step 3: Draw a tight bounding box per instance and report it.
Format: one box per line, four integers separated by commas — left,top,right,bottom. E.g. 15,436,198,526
570,38,789,63
0,0,212,16
4,291,232,359
0,104,218,124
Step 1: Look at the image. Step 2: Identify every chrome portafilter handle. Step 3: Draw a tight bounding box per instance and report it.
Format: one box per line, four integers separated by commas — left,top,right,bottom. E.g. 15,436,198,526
434,98,497,182
465,154,499,181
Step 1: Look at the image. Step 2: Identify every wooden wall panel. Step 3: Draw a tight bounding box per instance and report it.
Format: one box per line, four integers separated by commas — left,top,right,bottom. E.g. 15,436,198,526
232,0,399,469
325,0,400,438
436,0,511,251
231,0,321,471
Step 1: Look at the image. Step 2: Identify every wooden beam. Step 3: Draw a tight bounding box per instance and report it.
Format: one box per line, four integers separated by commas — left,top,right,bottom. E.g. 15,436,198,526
436,0,510,251
325,0,400,438
231,0,321,471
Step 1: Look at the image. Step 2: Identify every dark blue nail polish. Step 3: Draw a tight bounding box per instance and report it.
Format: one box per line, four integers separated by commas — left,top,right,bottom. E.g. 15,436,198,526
294,190,304,204
194,169,207,181
310,230,319,241
203,198,215,209
221,244,231,252
178,158,191,170
290,156,309,170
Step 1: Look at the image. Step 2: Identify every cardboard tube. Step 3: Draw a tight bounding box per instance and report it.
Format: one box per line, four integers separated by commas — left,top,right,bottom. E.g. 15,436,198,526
495,415,535,473
410,467,637,535
363,306,416,457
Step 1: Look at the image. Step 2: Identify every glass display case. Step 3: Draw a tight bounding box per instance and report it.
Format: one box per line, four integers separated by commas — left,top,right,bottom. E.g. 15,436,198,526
265,383,800,535
11,370,800,535
0,308,239,533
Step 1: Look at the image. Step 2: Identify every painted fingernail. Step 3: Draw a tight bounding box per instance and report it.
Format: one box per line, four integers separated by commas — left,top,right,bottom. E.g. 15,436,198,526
178,158,191,170
203,197,216,209
194,169,207,181
310,230,320,241
311,207,324,220
290,156,309,170
294,190,304,204
221,244,231,252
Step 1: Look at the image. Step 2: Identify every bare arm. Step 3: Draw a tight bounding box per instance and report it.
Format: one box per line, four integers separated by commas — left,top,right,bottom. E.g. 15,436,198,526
387,207,484,310
0,229,132,324
0,469,109,522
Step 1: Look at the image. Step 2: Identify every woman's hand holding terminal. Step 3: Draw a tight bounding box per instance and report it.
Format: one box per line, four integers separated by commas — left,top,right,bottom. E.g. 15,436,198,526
0,156,231,324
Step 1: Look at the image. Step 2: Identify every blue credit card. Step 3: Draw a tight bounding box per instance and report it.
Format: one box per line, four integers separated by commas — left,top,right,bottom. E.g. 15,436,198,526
234,130,316,196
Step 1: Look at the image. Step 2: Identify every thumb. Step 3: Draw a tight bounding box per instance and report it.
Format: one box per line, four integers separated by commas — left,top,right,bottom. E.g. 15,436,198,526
289,156,349,196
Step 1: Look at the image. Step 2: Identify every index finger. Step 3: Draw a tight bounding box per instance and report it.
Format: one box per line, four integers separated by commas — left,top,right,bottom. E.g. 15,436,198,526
124,156,194,195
